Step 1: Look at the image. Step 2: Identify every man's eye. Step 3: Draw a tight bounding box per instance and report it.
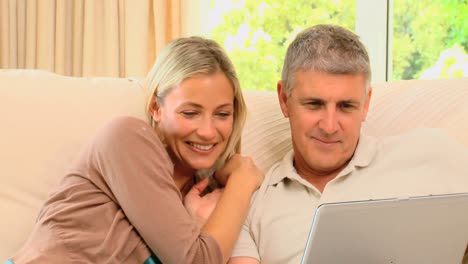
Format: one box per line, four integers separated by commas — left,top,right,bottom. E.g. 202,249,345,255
339,103,356,111
306,101,322,108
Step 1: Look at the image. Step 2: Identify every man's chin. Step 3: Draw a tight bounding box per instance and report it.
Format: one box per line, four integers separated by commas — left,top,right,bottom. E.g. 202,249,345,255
307,156,345,171
316,160,349,173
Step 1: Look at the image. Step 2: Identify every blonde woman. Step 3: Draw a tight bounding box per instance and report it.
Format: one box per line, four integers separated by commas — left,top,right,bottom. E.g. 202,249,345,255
9,37,264,264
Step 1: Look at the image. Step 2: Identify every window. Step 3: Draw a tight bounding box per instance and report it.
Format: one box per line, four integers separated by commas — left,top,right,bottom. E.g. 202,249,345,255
392,0,468,80
183,0,467,90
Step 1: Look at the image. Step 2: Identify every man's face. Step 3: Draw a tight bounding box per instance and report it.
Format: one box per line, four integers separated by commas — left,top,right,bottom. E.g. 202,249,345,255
277,70,372,177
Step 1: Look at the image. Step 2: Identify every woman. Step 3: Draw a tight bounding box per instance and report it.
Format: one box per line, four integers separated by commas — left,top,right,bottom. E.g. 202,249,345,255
8,37,264,263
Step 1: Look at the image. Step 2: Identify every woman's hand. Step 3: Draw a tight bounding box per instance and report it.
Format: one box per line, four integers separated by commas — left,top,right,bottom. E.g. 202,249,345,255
215,154,264,191
184,178,223,222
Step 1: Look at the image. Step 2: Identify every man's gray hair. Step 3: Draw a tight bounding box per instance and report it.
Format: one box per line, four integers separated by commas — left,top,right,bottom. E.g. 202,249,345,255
281,24,371,96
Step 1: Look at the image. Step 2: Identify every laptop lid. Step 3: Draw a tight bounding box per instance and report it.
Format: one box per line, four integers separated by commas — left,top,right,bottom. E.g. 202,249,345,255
300,193,468,264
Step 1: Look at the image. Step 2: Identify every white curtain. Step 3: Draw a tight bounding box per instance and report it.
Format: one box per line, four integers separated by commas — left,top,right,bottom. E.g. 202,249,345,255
0,0,181,77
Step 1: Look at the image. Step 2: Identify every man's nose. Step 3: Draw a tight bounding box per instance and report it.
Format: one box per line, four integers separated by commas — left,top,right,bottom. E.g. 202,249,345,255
318,109,339,135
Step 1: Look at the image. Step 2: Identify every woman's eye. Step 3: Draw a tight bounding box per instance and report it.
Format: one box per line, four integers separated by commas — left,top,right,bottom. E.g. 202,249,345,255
181,111,197,117
216,112,232,118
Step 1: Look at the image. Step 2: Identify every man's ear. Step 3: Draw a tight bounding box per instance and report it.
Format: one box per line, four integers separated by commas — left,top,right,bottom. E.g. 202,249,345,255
148,96,161,122
277,80,290,118
362,87,373,122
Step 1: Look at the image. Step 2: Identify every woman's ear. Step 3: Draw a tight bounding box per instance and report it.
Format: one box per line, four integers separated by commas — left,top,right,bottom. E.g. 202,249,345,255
148,96,161,123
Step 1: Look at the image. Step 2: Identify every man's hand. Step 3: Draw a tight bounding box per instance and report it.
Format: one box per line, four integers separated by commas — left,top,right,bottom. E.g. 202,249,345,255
184,178,223,221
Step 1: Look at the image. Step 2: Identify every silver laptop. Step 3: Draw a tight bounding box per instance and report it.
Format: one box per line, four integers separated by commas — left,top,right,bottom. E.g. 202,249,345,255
301,193,468,264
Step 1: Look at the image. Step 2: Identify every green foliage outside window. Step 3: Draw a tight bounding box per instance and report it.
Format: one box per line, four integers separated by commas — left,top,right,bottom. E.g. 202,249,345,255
211,0,467,91
211,0,355,90
392,0,468,80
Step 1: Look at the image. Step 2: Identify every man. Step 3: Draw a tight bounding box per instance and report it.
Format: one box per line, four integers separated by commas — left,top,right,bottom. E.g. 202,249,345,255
228,24,468,264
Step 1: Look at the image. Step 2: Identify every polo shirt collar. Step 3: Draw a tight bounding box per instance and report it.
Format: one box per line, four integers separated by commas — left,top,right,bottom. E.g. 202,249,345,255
268,133,378,186
267,150,297,186
336,133,378,178
348,133,378,168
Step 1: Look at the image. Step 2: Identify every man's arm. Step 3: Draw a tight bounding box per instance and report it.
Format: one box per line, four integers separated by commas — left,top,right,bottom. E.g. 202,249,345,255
228,190,261,263
228,257,260,264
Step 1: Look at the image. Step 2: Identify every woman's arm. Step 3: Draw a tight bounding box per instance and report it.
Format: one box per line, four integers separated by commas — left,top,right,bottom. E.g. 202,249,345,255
89,117,263,263
202,155,264,263
184,155,264,263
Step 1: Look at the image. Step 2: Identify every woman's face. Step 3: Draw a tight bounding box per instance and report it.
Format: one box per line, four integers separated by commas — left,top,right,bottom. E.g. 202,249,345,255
153,72,235,175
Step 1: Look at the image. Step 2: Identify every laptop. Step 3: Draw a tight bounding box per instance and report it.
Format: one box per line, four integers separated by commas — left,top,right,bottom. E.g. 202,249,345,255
300,193,468,264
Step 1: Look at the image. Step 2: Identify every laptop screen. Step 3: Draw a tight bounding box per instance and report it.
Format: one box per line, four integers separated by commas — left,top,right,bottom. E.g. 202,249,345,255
301,193,468,264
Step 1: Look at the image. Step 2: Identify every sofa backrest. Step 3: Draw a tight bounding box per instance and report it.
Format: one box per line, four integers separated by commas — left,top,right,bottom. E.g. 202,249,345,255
1,69,467,260
363,78,468,146
0,70,147,259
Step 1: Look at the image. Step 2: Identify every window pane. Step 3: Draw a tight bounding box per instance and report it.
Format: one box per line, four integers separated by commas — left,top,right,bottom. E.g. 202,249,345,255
210,0,356,91
392,0,468,80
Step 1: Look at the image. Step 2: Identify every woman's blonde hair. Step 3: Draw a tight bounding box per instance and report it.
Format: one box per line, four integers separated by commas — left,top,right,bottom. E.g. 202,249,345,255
145,36,246,175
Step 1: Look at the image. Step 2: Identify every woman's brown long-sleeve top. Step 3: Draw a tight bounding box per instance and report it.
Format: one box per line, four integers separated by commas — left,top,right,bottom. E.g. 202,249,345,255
12,116,223,264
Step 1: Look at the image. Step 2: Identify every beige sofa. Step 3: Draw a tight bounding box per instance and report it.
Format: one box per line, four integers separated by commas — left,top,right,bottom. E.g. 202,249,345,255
1,69,467,261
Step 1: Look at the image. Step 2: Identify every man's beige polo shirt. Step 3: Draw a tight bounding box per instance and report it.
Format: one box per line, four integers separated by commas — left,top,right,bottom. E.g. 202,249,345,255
231,128,468,264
